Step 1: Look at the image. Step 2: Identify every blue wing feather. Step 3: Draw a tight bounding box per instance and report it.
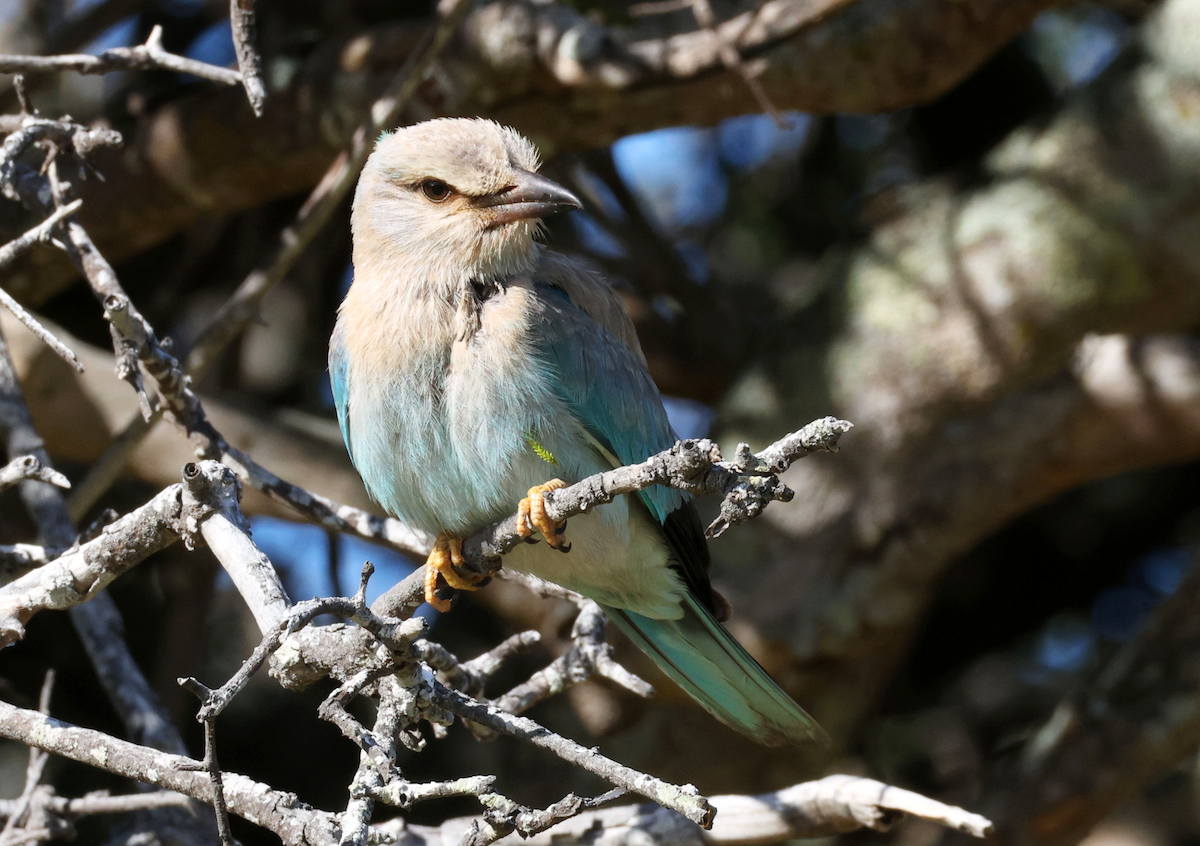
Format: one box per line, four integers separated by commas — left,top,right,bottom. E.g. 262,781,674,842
329,326,353,461
532,284,683,523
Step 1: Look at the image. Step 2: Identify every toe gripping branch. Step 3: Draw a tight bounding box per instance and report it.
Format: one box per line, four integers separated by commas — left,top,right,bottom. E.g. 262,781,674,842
423,533,483,613
423,479,572,612
515,479,570,552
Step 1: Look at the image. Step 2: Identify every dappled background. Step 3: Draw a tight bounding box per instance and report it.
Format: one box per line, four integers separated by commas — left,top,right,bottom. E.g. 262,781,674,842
1,1,1199,845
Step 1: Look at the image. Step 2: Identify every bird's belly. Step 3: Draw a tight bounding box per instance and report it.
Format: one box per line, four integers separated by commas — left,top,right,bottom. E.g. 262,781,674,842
349,339,556,535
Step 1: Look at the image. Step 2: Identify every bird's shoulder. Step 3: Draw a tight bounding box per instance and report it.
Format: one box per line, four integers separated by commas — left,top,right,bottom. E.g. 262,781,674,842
531,249,645,362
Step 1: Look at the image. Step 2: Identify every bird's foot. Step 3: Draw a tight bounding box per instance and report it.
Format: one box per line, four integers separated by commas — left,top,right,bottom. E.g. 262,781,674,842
423,533,481,612
515,479,570,551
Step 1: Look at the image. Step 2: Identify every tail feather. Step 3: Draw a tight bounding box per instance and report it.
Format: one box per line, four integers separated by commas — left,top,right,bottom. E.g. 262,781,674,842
603,594,828,747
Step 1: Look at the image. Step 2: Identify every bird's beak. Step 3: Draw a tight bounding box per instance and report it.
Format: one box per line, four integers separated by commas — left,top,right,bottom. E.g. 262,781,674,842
475,170,582,225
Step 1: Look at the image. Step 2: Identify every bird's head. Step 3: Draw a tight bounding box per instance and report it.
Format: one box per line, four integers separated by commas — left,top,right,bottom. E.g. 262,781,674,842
351,118,581,292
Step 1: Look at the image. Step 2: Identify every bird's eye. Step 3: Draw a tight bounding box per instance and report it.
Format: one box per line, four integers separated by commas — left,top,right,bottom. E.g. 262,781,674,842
420,179,452,202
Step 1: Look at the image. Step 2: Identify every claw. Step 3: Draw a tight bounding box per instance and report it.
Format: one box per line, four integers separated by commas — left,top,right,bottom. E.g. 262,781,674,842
423,533,481,612
515,479,569,549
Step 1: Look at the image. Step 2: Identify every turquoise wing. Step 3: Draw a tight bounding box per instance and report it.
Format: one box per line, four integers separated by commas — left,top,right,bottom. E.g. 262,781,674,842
329,324,353,461
532,284,680,519
532,283,716,609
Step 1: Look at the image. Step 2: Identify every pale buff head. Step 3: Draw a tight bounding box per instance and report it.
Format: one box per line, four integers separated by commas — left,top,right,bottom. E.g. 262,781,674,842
350,118,581,293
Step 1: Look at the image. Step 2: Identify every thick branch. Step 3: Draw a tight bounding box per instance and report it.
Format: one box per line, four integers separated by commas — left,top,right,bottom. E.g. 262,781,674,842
0,482,183,645
0,700,350,846
2,0,1059,305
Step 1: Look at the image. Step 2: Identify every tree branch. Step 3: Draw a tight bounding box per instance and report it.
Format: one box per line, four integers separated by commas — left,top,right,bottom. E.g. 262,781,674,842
1,0,1060,307
0,25,242,85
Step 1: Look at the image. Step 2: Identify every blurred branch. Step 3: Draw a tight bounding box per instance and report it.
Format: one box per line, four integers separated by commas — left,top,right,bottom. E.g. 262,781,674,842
708,0,1200,757
1,0,1060,306
966,339,1200,845
0,25,242,85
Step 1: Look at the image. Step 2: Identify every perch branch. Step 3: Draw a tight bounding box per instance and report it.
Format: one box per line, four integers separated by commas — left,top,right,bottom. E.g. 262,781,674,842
372,417,852,618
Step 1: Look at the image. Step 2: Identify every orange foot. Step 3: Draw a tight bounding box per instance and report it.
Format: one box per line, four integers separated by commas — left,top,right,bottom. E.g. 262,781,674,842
515,479,570,551
423,533,482,612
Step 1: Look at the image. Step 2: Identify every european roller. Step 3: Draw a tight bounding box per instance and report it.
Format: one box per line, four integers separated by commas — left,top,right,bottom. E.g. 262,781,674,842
330,118,825,746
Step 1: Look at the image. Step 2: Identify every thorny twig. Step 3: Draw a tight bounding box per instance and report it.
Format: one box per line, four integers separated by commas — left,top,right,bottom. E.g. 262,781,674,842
176,680,235,846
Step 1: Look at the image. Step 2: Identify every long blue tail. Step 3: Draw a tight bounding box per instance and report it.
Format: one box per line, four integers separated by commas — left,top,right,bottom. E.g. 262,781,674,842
604,594,828,747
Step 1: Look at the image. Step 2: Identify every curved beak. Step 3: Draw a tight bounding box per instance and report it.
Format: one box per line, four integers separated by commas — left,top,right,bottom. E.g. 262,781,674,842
475,170,582,225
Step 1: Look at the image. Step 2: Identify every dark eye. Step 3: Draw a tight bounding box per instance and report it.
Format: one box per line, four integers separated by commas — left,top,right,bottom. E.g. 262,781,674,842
420,179,452,202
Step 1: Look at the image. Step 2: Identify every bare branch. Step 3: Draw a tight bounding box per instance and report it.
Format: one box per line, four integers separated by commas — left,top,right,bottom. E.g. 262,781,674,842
181,461,293,631
0,699,351,846
373,417,852,619
0,200,84,372
0,456,69,492
0,25,242,85
229,0,267,116
0,671,55,846
0,480,185,646
0,322,188,757
433,683,716,829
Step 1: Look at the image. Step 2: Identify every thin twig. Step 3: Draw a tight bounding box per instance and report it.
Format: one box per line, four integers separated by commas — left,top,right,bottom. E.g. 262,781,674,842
459,789,629,846
689,0,784,126
0,671,55,846
0,456,70,493
0,199,84,371
433,683,716,829
177,680,234,846
492,602,653,717
0,25,241,85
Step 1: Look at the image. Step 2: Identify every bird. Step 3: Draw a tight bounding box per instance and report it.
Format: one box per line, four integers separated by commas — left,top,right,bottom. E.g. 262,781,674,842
329,117,826,747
